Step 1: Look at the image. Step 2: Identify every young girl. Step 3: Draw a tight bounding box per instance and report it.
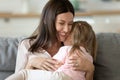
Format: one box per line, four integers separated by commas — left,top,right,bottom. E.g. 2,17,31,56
5,21,96,80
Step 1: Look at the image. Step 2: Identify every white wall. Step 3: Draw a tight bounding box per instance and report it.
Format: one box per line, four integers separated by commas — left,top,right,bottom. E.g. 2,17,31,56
84,0,120,11
0,0,120,37
75,15,120,33
0,18,39,37
0,15,120,37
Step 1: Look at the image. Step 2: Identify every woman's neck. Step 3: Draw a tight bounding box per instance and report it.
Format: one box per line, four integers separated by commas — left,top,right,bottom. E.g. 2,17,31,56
46,41,62,57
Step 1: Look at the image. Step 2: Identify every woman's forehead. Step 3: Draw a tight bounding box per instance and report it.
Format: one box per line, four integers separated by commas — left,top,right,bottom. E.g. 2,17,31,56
56,12,74,22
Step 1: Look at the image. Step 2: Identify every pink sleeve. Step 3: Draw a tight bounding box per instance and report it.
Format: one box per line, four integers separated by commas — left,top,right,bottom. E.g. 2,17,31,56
15,40,30,73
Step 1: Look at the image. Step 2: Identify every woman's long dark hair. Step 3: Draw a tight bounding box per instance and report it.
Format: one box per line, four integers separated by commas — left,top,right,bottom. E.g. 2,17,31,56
28,0,74,52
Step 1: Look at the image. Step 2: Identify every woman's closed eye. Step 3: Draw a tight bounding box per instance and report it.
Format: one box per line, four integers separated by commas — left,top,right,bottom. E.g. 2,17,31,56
59,22,65,25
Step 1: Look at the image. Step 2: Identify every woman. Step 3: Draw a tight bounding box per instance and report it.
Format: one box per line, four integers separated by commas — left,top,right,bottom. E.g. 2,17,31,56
6,0,94,80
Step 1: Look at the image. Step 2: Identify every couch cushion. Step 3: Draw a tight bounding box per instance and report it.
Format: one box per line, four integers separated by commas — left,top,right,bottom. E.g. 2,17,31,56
0,71,14,80
0,37,23,71
94,33,120,80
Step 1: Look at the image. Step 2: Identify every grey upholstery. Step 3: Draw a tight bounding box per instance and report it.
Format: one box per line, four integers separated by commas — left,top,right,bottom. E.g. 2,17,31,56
0,37,23,80
0,72,14,80
94,33,120,80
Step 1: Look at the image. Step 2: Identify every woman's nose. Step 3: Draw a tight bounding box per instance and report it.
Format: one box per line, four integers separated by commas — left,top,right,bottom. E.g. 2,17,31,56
63,25,69,33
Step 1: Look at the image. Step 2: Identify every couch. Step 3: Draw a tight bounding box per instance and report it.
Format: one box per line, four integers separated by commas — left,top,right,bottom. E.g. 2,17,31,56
0,33,120,80
0,37,23,80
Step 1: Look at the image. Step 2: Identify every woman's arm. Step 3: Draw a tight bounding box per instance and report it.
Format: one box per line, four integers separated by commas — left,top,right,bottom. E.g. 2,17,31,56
67,49,94,73
15,40,29,73
25,56,58,71
85,71,94,80
67,51,94,80
16,39,59,72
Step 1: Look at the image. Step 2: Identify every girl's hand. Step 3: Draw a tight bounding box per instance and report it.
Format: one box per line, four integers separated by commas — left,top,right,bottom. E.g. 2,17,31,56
25,56,61,71
67,50,94,72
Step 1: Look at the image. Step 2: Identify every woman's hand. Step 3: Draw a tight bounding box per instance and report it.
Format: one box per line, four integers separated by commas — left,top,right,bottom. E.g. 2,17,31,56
67,50,94,73
25,56,62,71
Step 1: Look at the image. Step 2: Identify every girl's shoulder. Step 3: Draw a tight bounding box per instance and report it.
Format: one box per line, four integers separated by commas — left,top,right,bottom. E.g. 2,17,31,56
59,46,72,53
60,45,72,49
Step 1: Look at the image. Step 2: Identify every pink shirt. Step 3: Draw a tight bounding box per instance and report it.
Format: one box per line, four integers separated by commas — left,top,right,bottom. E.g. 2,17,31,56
53,46,93,80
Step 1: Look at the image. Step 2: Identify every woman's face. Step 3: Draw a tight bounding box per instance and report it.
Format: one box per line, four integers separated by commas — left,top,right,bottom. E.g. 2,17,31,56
56,12,74,42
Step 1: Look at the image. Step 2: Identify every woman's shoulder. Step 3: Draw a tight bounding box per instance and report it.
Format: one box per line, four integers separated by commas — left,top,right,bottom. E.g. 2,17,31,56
21,39,30,45
19,39,31,50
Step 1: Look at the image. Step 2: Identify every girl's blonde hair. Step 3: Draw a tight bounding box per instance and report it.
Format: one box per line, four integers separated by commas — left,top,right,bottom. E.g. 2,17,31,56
69,21,97,60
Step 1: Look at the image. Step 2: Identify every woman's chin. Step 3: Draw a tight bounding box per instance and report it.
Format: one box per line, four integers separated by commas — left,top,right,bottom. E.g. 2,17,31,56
59,37,66,42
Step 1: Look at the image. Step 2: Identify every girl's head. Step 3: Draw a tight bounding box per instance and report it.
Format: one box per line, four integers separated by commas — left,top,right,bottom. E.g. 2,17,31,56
29,0,74,52
70,21,97,60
